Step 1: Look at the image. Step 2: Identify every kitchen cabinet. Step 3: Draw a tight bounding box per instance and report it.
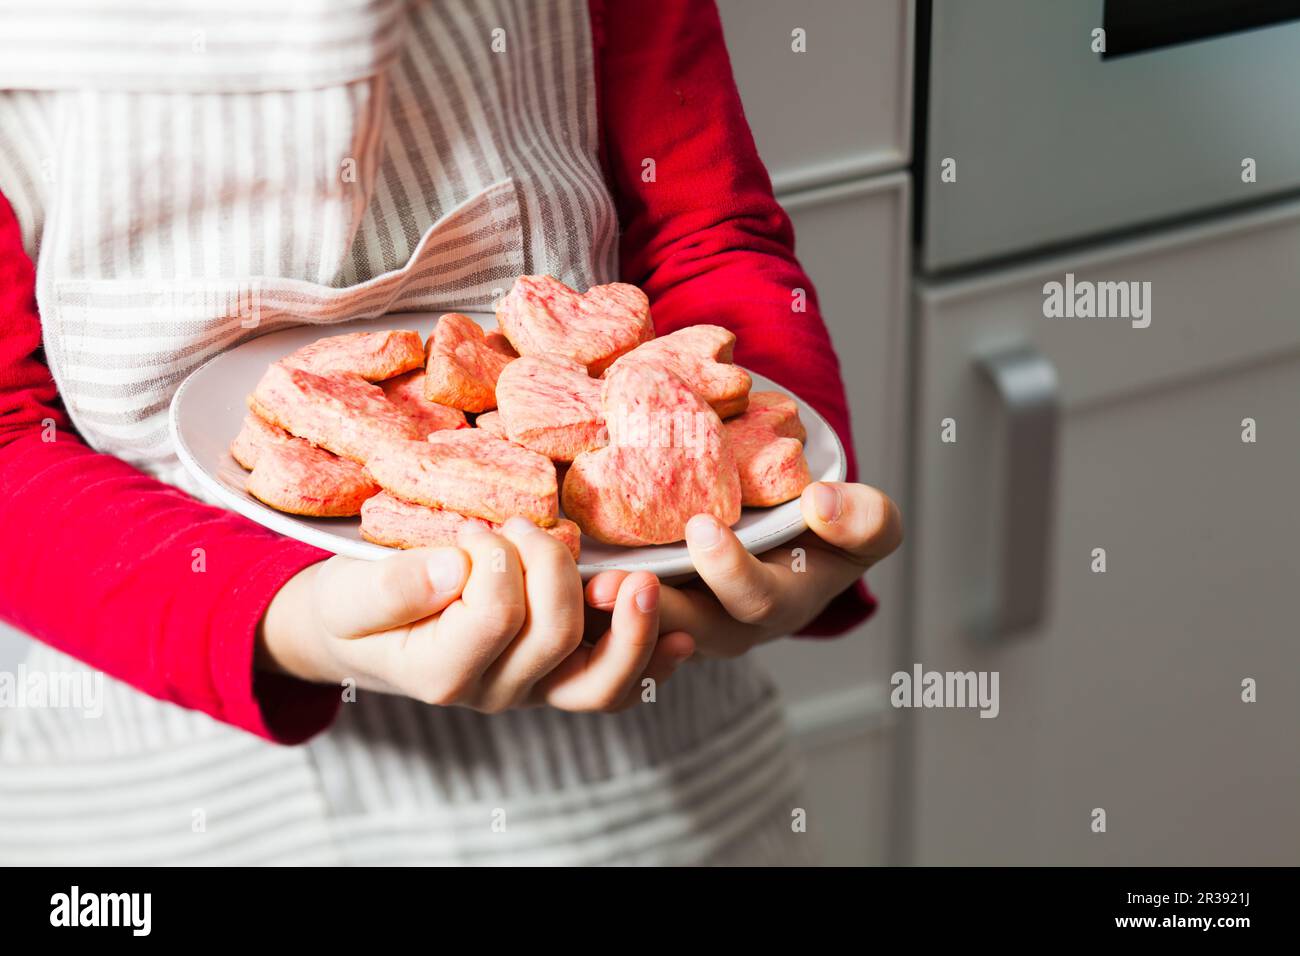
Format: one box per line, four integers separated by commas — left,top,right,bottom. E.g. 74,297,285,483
906,198,1300,864
795,708,894,865
717,0,914,191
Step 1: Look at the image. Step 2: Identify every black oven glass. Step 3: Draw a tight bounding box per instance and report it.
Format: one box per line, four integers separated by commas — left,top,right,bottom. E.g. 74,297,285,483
1103,0,1300,57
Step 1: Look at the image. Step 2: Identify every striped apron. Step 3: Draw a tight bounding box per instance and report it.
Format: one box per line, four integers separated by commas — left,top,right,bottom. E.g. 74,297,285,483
0,0,813,864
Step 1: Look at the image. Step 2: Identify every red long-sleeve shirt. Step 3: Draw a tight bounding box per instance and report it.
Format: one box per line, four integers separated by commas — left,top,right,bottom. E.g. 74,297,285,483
0,0,874,745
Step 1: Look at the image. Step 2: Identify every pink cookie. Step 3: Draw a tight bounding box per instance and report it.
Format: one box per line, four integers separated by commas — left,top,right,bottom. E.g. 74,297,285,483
230,413,292,470
360,492,580,560
423,313,515,413
562,363,741,546
473,410,510,441
724,390,810,506
365,430,559,526
380,370,469,437
249,362,422,465
484,329,518,359
495,274,654,375
737,390,806,441
247,439,380,517
282,330,424,381
604,325,751,419
495,355,606,462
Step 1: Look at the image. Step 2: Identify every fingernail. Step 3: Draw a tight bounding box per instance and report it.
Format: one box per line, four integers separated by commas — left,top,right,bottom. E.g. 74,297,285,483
427,550,465,594
685,514,721,550
812,483,842,523
501,516,538,537
587,575,621,609
634,583,658,614
455,522,493,546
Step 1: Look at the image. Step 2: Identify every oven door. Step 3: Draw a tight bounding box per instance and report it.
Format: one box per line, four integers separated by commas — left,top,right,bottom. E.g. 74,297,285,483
920,0,1300,270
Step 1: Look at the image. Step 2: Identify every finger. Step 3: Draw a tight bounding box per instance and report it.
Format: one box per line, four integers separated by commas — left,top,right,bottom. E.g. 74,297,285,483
432,530,527,678
476,517,585,710
541,571,660,711
656,584,757,658
683,513,784,626
585,570,629,610
314,548,469,638
612,630,695,711
800,482,903,566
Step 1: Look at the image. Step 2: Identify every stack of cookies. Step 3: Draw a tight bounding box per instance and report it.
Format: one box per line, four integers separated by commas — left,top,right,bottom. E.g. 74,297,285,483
231,274,814,553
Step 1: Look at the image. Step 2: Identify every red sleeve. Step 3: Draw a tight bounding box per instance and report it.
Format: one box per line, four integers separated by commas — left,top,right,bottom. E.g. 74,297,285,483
0,194,339,744
592,0,877,635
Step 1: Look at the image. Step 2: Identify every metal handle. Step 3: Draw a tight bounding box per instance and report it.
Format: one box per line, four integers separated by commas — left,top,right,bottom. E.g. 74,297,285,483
976,346,1060,639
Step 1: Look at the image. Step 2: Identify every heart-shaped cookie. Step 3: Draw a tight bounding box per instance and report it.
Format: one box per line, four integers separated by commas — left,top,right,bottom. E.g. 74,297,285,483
423,313,516,413
603,325,751,419
736,390,806,441
484,329,518,359
562,363,741,546
725,391,811,507
232,415,380,515
473,410,510,441
282,330,424,381
495,355,606,461
496,274,654,375
249,362,423,465
230,413,292,470
247,439,380,517
366,430,559,526
361,492,580,559
381,370,469,437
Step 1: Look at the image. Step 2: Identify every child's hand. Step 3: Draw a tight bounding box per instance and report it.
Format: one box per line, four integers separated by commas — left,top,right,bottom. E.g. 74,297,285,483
260,518,694,713
585,482,902,659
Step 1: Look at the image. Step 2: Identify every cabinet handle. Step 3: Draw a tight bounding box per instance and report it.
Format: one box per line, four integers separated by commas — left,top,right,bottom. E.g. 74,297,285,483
976,346,1060,639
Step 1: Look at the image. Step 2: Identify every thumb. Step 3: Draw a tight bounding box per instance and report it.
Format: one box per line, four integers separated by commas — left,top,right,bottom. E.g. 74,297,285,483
799,482,902,566
315,547,469,638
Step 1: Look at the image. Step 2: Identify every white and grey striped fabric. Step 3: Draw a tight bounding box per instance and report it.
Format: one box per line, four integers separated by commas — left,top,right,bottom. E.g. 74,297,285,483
1,643,809,866
0,1,811,865
0,0,410,93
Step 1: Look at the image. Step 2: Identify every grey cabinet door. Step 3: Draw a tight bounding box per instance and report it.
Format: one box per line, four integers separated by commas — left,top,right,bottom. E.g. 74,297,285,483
717,0,914,191
908,200,1300,864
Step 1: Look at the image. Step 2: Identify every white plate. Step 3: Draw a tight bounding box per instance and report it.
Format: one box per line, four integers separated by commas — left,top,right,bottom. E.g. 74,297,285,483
170,312,846,578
